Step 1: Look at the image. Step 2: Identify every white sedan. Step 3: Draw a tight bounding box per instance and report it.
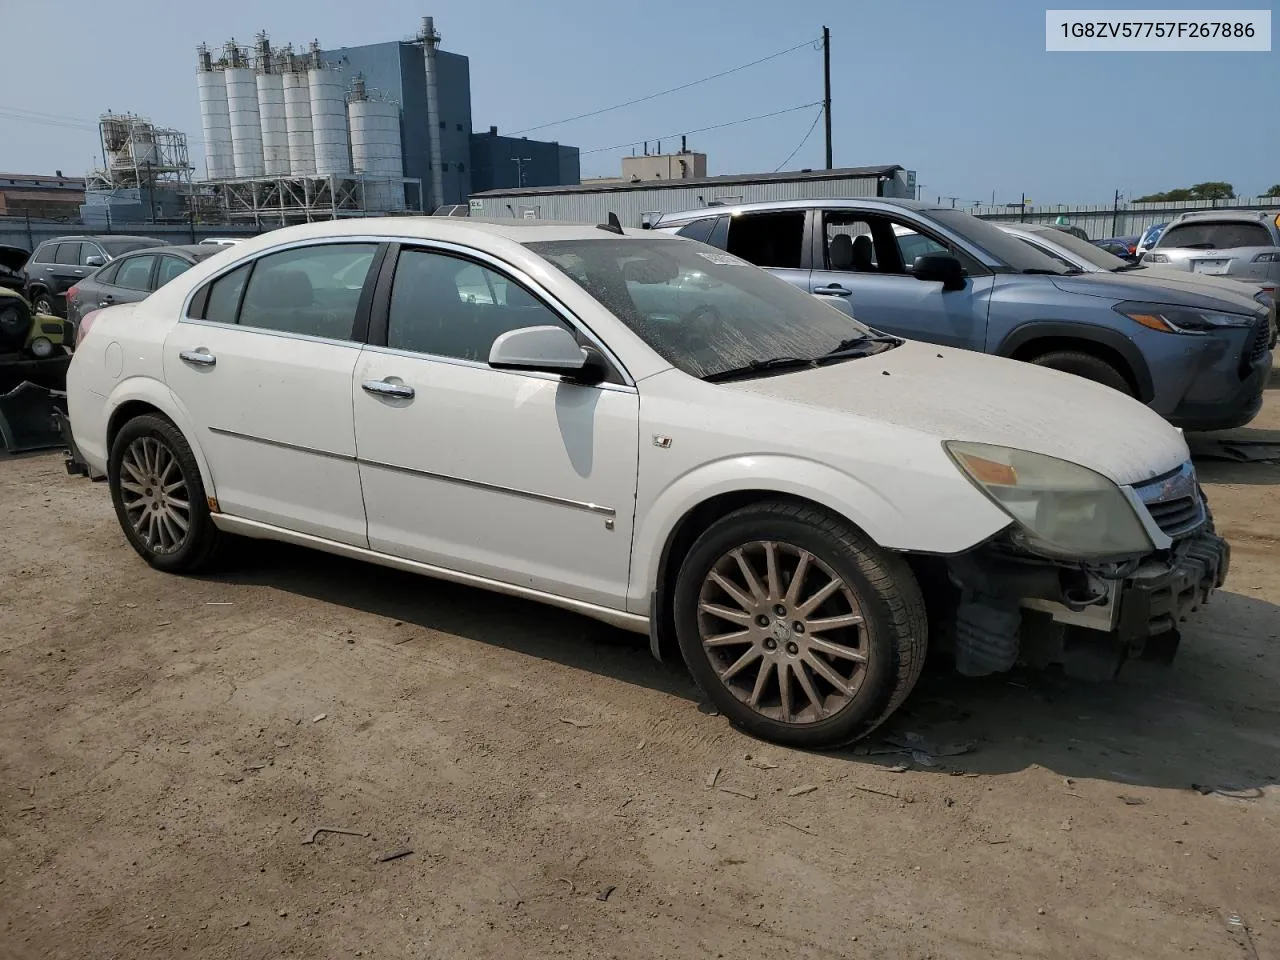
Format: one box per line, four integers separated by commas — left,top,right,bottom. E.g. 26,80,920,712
64,217,1229,747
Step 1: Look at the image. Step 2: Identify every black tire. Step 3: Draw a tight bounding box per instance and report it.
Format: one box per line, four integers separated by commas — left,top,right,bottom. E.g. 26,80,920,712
30,290,56,317
1030,349,1133,396
108,414,223,573
673,500,928,749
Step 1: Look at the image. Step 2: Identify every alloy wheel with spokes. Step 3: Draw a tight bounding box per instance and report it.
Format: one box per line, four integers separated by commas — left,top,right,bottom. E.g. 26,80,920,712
674,501,928,748
698,540,869,725
118,436,192,555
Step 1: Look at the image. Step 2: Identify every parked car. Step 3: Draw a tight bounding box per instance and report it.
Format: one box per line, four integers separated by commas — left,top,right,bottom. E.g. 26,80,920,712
20,235,166,318
1093,235,1140,260
998,222,1278,324
197,237,243,246
1136,222,1168,258
652,198,1273,431
0,286,71,394
65,244,230,331
1142,210,1280,288
0,244,30,295
65,217,1229,747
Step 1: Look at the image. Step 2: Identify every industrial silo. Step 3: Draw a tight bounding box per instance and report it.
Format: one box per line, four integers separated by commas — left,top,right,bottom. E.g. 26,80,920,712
307,43,350,176
348,78,405,212
195,45,234,180
255,35,290,177
283,65,315,176
224,41,265,178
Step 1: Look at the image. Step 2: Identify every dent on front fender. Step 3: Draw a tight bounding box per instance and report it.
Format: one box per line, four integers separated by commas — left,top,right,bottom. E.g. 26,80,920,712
626,453,1011,614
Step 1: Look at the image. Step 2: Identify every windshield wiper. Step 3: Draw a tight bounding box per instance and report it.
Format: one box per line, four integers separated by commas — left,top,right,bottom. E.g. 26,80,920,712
1111,262,1146,271
818,335,901,361
702,356,816,383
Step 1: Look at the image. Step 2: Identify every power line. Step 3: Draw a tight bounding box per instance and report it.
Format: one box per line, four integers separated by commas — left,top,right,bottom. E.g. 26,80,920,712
2,106,96,124
580,101,823,157
773,106,825,172
0,110,98,131
509,37,821,137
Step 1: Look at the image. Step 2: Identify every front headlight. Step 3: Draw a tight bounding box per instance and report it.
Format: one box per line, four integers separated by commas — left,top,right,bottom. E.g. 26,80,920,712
945,441,1153,560
1113,300,1257,335
29,336,54,358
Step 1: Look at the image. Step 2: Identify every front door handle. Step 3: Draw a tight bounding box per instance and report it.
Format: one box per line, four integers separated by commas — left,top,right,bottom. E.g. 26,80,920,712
179,349,216,367
362,379,415,399
814,284,852,296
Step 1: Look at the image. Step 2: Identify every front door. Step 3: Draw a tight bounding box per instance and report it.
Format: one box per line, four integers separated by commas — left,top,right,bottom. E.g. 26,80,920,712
809,210,994,350
162,241,381,546
353,245,639,609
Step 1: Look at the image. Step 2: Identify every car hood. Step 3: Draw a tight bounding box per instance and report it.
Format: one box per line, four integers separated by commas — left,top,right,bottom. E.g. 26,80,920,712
1119,265,1270,298
1049,270,1262,313
0,244,30,273
728,340,1188,486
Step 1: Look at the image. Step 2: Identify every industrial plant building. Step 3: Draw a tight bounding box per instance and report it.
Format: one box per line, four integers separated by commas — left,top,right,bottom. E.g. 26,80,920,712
190,17,581,224
468,165,915,227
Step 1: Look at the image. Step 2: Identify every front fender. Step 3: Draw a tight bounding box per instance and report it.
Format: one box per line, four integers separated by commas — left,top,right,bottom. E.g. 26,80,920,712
995,320,1155,403
627,453,1009,613
102,376,219,500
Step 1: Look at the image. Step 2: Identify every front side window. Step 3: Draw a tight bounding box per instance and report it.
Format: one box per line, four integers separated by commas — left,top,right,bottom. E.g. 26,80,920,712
156,256,192,287
79,243,106,265
55,242,82,266
1159,221,1273,251
528,237,876,380
724,211,805,269
237,243,376,339
114,255,157,291
387,249,569,361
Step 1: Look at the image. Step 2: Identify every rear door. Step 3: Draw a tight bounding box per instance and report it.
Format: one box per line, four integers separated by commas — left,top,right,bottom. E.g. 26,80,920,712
718,209,811,295
808,208,994,349
163,240,382,545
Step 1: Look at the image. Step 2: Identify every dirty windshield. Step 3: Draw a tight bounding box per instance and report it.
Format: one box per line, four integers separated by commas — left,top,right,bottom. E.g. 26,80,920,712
527,237,875,379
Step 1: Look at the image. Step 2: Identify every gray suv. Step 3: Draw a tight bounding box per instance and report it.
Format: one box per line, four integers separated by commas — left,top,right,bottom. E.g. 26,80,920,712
652,198,1274,431
1143,210,1280,287
20,235,165,318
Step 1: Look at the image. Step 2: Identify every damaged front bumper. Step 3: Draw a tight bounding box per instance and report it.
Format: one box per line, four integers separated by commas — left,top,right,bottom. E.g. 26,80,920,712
944,525,1230,677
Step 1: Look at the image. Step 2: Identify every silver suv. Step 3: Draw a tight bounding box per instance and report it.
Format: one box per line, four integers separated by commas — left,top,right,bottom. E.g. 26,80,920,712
1143,210,1280,286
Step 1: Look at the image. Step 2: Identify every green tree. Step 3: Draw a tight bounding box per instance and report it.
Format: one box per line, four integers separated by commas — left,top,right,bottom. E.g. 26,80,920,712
1135,182,1235,202
1263,184,1280,198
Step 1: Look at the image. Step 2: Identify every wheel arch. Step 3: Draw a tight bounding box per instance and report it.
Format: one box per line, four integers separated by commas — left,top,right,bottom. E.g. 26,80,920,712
996,321,1153,402
104,378,218,502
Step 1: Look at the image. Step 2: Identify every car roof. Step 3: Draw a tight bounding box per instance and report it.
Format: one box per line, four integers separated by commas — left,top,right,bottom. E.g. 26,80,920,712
1166,209,1275,226
655,196,948,225
216,216,666,250
116,243,219,259
40,234,162,244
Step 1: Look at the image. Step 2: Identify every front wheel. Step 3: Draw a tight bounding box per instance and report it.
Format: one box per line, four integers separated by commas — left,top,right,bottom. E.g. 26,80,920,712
31,291,55,317
673,501,927,748
1030,349,1133,396
108,414,223,573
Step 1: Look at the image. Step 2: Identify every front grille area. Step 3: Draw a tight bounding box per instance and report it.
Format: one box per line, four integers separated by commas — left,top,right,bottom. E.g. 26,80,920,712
1134,462,1206,539
1249,320,1271,365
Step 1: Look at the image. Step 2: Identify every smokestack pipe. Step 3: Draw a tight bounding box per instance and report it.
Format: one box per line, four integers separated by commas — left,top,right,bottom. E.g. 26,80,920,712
422,16,445,211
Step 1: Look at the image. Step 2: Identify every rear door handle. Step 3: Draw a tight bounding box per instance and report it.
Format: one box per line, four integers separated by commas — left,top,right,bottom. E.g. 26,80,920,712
179,350,216,367
362,379,415,399
814,284,852,296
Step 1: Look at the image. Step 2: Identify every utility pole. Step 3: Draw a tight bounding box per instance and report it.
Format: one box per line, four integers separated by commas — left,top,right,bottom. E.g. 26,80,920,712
822,25,832,169
1111,188,1122,237
1020,191,1026,222
512,157,532,188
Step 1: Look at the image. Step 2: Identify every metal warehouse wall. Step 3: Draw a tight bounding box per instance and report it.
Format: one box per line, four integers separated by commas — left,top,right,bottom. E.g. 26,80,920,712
0,218,266,252
973,197,1280,239
471,173,884,226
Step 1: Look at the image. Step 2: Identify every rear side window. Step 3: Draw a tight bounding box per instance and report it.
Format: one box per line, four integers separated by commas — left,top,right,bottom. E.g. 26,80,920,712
156,256,191,287
202,263,250,324
1160,221,1273,250
33,242,59,264
675,218,717,244
95,260,123,284
237,243,376,339
55,242,82,265
725,211,805,269
115,255,157,292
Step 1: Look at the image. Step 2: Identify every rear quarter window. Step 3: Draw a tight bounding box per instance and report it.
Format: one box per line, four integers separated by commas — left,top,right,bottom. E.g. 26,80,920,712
33,243,59,264
1160,221,1274,250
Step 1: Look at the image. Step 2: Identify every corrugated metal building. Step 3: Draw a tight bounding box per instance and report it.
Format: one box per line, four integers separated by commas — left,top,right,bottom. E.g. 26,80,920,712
468,165,911,226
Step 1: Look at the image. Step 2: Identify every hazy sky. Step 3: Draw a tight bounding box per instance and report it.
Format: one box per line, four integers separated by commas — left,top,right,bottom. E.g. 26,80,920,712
1,0,1276,204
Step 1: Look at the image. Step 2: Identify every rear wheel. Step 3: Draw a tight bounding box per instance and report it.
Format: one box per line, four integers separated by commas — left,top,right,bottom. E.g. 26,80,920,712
108,414,223,573
31,290,55,317
1030,349,1133,396
673,501,927,748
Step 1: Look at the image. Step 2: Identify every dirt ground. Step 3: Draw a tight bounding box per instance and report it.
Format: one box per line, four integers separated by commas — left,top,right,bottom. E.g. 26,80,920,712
2,389,1278,960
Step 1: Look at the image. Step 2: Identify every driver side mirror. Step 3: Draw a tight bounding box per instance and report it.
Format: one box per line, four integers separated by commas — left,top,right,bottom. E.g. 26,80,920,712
488,325,607,385
84,255,105,268
911,253,966,291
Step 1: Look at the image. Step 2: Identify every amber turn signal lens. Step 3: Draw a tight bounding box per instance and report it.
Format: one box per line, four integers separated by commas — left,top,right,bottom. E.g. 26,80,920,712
957,454,1017,486
1127,313,1172,333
